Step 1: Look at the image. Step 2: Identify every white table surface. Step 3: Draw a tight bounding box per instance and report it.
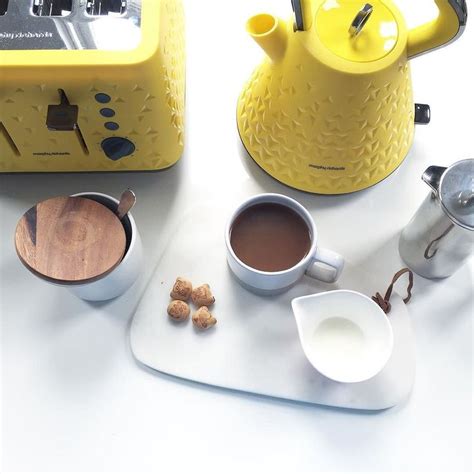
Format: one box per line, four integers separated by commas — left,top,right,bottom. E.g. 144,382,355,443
1,1,473,472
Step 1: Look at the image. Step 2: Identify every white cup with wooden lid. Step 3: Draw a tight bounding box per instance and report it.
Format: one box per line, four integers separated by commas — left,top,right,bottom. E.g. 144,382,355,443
15,192,143,302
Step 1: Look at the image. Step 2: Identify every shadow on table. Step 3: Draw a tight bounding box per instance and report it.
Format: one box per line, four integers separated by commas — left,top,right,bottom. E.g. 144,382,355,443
133,357,411,416
0,151,187,219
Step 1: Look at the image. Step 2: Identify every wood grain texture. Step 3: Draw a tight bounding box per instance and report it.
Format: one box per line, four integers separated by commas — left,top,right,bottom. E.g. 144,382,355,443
15,196,126,284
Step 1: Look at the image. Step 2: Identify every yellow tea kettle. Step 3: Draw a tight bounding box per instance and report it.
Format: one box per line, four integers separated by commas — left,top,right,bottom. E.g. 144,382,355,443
237,0,467,194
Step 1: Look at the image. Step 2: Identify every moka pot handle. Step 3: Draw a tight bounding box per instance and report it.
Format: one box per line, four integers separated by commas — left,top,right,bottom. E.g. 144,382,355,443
422,166,448,194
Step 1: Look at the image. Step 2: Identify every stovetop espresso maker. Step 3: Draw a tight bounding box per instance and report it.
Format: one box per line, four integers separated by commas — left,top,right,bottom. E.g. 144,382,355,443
400,159,474,279
237,0,467,194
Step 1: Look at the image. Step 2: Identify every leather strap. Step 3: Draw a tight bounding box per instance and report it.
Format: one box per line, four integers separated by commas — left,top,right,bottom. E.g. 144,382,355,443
372,268,414,314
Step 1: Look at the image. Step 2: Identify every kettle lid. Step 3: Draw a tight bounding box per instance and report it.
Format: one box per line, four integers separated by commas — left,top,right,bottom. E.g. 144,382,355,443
438,159,474,231
315,0,399,63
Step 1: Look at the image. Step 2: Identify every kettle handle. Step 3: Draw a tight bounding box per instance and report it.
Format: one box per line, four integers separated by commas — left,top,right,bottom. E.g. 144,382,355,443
292,0,315,31
422,166,448,194
407,0,467,59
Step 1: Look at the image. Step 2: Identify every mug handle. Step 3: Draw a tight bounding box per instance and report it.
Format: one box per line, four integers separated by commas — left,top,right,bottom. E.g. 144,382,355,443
305,248,344,284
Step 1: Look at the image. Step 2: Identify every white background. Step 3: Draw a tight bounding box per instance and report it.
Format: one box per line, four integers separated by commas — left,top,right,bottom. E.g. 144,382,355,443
1,0,473,472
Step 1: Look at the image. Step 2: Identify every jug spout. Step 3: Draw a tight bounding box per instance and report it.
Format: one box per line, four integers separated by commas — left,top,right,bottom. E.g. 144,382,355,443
246,14,287,62
422,166,447,193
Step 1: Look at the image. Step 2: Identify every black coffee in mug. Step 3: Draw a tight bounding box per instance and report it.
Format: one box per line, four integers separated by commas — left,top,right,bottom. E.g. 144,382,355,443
230,203,312,272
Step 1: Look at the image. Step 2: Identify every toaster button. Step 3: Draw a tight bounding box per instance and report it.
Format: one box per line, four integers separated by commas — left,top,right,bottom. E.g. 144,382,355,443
100,108,116,118
101,137,135,161
104,122,120,131
95,93,112,104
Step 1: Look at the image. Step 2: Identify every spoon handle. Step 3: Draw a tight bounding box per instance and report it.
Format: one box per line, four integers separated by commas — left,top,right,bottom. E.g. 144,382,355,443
116,189,136,220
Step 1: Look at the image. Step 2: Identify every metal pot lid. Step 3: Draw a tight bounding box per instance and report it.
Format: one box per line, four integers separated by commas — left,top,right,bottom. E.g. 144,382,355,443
439,159,474,231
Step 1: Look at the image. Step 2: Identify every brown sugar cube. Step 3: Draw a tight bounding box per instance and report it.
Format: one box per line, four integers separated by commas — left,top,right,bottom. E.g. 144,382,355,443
170,277,193,302
191,284,215,307
167,300,190,322
192,306,217,330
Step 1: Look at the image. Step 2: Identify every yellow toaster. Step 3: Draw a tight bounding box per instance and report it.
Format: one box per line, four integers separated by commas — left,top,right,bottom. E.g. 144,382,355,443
0,0,185,172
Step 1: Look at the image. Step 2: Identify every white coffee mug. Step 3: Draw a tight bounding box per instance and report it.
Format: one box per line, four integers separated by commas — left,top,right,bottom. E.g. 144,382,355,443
225,194,344,294
58,192,144,302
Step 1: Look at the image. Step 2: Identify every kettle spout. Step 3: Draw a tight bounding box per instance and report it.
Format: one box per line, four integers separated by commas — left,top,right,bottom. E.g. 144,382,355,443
247,14,288,62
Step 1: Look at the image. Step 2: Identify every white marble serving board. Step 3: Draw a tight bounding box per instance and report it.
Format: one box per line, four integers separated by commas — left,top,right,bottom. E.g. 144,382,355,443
130,205,416,410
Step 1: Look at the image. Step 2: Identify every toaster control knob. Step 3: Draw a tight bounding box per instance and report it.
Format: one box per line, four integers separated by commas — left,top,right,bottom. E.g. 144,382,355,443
101,137,135,161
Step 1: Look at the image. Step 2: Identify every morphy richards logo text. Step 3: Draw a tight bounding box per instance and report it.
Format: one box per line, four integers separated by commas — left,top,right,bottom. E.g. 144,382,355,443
0,31,53,40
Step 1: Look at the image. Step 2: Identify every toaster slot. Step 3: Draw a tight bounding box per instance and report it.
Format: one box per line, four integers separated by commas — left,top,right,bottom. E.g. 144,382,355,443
0,0,8,16
0,122,21,156
32,0,72,17
74,125,90,156
86,0,127,16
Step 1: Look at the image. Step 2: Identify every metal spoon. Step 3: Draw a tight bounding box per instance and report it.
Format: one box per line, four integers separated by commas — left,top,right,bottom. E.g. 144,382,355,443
116,189,136,221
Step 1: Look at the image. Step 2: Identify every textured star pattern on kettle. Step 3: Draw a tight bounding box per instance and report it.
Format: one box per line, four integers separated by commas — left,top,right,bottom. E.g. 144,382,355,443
237,57,415,194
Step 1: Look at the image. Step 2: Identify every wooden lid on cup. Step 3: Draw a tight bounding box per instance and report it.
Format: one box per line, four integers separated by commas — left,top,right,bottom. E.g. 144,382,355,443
15,196,126,284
